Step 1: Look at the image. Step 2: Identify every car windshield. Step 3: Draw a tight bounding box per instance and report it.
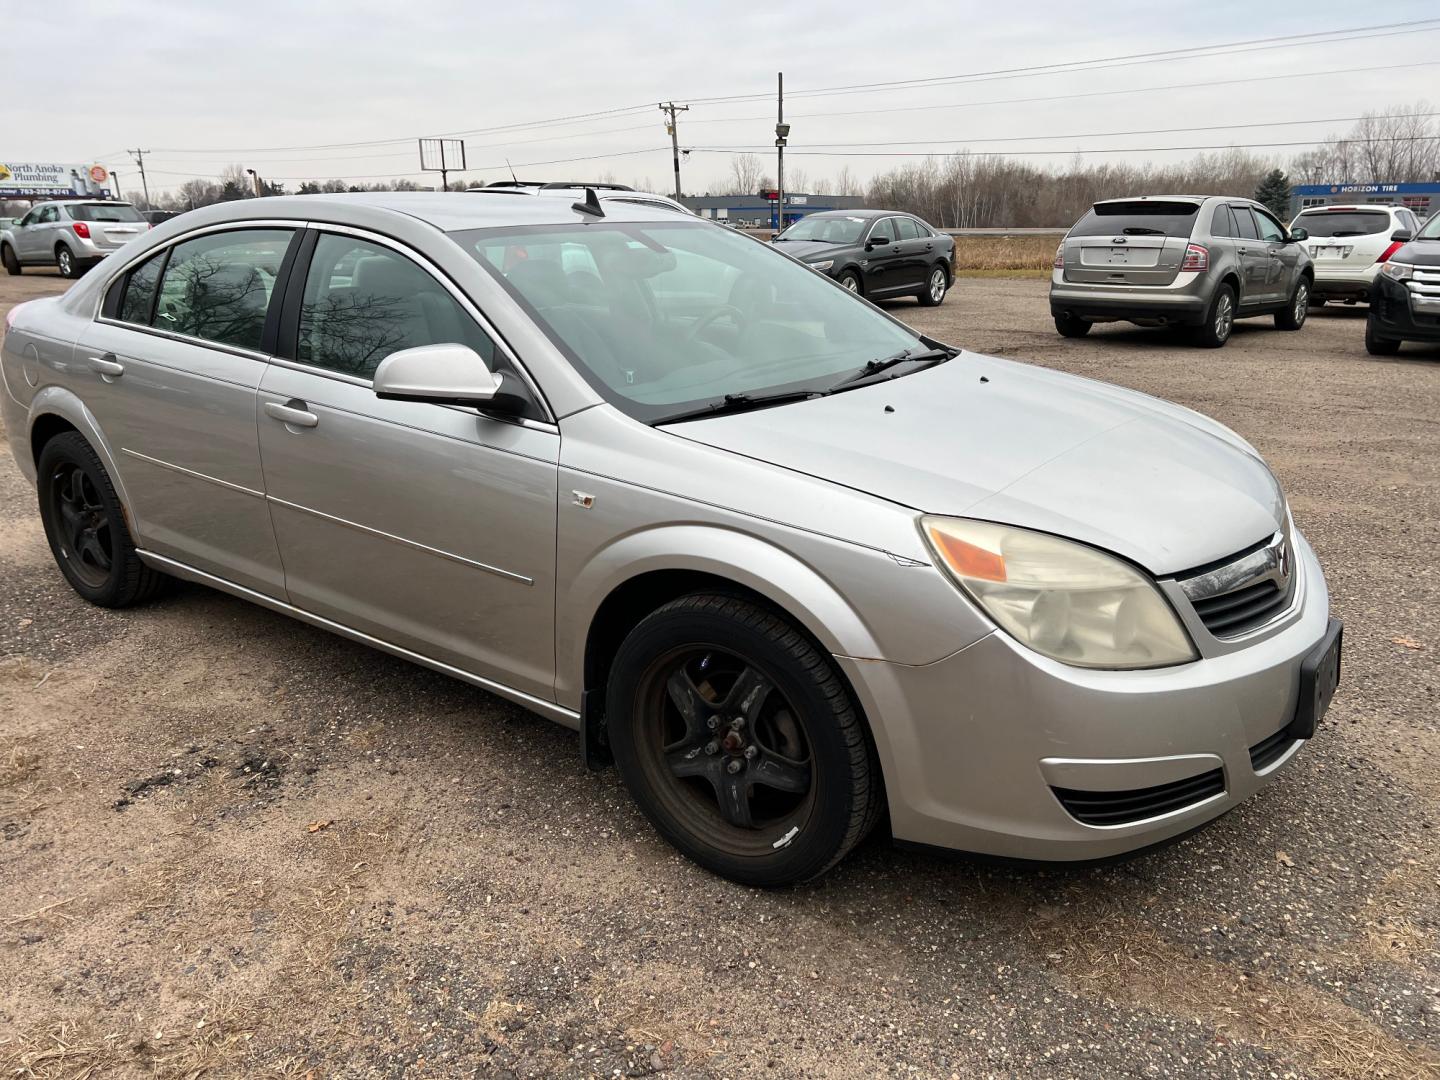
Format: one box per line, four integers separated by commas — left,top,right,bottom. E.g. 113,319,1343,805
1295,210,1391,238
459,221,918,422
774,215,867,244
68,203,144,223
1069,201,1200,238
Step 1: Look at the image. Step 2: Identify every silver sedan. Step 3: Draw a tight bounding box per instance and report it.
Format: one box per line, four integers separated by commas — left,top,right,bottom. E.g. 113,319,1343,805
1,193,1341,885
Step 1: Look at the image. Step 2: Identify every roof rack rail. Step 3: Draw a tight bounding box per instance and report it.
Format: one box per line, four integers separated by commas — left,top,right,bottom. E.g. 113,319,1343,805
540,182,634,192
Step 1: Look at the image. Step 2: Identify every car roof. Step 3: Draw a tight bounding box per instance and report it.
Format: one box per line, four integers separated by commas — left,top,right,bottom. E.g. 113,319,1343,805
800,208,908,220
184,191,695,232
1294,203,1405,213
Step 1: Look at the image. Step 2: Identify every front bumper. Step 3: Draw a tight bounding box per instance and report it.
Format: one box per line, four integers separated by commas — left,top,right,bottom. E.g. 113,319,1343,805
1369,273,1440,342
1049,272,1208,326
840,531,1332,860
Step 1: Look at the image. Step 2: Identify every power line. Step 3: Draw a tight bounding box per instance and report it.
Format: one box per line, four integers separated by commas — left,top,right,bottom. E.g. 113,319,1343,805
689,134,1440,159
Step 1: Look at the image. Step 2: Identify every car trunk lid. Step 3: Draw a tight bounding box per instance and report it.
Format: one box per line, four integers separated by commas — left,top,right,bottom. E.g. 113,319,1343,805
1062,199,1200,286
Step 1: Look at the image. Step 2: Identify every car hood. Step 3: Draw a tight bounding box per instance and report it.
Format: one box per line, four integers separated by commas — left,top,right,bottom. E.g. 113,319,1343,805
668,353,1284,576
771,239,850,262
1393,238,1440,267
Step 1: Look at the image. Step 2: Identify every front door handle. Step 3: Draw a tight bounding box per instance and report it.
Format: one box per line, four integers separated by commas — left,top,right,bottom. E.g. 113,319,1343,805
264,401,319,428
88,354,125,377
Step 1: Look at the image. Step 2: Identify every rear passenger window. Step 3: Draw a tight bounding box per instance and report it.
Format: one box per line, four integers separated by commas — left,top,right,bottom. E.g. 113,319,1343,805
1232,207,1260,241
895,218,921,241
297,234,498,380
152,229,293,351
118,253,164,324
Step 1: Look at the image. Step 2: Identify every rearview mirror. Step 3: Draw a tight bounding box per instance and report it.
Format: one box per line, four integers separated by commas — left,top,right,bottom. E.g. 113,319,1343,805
1391,228,1413,243
1288,227,1308,242
866,235,890,248
373,344,510,410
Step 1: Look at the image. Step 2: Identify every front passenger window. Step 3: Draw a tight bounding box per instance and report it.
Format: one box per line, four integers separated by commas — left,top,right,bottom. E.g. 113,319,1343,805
1254,210,1285,243
151,229,293,351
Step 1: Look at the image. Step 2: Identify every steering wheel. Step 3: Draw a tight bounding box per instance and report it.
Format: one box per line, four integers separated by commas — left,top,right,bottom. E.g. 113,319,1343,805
684,304,747,343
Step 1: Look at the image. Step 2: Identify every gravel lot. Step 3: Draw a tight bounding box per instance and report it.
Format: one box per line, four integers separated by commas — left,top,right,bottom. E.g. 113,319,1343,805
1,267,1437,1079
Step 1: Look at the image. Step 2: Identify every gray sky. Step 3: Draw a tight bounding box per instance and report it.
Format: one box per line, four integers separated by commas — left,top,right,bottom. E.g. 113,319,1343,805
10,0,1440,196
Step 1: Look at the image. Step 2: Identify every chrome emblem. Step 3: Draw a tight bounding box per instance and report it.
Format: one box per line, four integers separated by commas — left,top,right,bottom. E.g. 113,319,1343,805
1111,237,1128,244
1180,532,1291,602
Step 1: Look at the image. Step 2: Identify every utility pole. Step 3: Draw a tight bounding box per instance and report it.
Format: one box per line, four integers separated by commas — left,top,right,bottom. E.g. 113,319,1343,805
127,149,151,207
775,73,789,233
245,168,262,197
659,101,689,202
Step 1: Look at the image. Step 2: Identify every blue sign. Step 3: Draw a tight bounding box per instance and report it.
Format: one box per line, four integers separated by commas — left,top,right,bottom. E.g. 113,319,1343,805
1292,181,1440,195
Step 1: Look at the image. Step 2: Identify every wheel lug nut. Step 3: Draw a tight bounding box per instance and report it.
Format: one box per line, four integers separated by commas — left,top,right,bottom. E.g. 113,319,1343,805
706,717,719,731
704,740,719,756
730,717,744,731
743,746,757,760
726,759,743,774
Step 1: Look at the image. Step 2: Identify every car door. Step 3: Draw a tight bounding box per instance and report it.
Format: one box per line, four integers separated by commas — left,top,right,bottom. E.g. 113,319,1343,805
1251,205,1296,302
862,217,904,293
1229,205,1270,307
891,217,929,290
257,229,559,702
16,206,50,259
74,226,298,597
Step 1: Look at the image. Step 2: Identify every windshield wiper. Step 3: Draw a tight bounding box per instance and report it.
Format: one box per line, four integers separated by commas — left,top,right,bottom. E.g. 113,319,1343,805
1121,227,1166,236
825,346,955,392
651,389,822,425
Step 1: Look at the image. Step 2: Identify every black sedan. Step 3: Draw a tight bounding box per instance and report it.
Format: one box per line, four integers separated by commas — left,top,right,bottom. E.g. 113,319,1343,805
1366,215,1440,355
771,209,955,305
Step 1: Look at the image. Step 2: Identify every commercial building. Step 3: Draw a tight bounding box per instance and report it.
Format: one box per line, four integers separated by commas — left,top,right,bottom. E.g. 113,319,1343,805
681,192,867,229
1290,182,1440,220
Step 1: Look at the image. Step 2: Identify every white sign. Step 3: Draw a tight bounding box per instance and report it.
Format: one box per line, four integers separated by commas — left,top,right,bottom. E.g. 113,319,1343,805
0,162,113,198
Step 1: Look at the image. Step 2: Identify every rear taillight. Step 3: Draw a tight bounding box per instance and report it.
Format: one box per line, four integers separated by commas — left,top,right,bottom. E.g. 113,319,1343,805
1376,241,1405,263
1053,243,1064,269
72,222,90,239
1181,243,1210,272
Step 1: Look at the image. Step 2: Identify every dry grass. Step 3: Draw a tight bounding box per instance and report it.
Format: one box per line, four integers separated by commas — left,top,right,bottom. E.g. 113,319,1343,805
951,233,1059,277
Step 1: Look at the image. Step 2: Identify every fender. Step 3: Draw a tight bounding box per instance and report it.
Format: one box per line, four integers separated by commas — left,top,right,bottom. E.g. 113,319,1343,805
556,523,886,714
24,386,139,529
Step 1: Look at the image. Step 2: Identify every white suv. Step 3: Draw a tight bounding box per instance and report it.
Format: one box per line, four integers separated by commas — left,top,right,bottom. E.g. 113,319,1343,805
1290,203,1425,305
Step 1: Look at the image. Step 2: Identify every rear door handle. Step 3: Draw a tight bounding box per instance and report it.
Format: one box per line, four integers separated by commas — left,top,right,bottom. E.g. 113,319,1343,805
88,354,125,377
264,401,319,428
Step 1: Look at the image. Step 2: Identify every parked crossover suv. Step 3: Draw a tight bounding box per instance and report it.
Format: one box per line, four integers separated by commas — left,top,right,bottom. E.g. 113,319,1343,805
2,193,1339,885
1364,212,1440,355
1050,196,1313,347
1289,204,1425,305
2,201,149,278
771,209,956,306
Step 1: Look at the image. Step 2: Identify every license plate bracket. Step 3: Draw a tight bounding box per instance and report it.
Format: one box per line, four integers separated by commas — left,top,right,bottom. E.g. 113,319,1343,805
1287,618,1342,740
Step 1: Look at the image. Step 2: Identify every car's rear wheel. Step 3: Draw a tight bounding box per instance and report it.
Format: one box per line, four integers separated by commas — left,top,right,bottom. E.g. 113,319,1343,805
1,244,19,276
917,265,949,306
37,432,169,607
55,245,80,279
1054,313,1092,338
1365,314,1402,356
1193,284,1236,348
1275,278,1310,330
607,593,880,886
837,271,861,294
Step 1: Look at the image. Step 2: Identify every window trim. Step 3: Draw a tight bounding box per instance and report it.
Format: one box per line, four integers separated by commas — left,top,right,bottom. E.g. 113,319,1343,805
275,221,556,425
866,217,899,243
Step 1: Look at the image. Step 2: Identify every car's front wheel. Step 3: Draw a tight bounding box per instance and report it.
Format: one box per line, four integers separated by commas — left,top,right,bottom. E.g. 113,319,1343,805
917,265,949,306
55,245,81,279
1193,284,1236,348
37,432,169,607
1275,278,1310,330
607,593,881,886
1,244,20,276
1365,314,1402,356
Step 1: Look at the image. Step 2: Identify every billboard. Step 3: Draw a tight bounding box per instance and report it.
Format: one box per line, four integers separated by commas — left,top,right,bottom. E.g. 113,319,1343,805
0,162,114,198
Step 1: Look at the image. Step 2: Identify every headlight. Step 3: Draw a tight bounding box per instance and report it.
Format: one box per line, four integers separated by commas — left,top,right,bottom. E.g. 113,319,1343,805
921,517,1197,669
809,260,834,272
1381,261,1412,282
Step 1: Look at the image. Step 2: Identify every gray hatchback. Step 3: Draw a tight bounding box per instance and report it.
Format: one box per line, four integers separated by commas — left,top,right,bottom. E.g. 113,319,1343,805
1049,195,1313,347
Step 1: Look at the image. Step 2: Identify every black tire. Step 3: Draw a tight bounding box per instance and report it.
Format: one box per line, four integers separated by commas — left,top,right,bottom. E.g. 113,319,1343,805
836,270,862,295
36,431,169,607
55,245,81,279
1365,315,1402,356
1275,277,1310,330
1,244,19,276
1308,295,1325,308
917,264,949,306
1054,313,1092,338
607,593,881,886
1192,283,1236,348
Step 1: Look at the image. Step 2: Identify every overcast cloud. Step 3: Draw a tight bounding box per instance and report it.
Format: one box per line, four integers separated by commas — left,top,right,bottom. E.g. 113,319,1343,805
9,0,1440,195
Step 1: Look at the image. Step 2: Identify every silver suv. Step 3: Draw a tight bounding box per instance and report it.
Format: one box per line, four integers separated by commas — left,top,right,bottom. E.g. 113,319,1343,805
1,200,150,278
1049,196,1313,347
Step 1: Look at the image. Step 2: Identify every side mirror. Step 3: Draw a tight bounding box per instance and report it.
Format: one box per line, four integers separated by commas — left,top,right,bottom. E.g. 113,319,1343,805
373,344,518,412
1390,228,1413,243
866,235,891,248
1288,227,1308,242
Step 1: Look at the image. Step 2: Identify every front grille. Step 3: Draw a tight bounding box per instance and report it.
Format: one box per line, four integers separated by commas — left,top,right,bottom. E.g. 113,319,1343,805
1192,578,1291,636
1249,726,1297,771
1051,768,1225,826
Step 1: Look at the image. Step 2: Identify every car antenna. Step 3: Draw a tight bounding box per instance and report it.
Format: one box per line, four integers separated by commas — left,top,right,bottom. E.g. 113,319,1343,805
506,158,518,183
572,186,605,218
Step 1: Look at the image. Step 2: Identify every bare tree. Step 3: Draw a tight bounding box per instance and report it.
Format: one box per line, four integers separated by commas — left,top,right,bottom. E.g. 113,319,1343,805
725,154,766,195
832,165,862,196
